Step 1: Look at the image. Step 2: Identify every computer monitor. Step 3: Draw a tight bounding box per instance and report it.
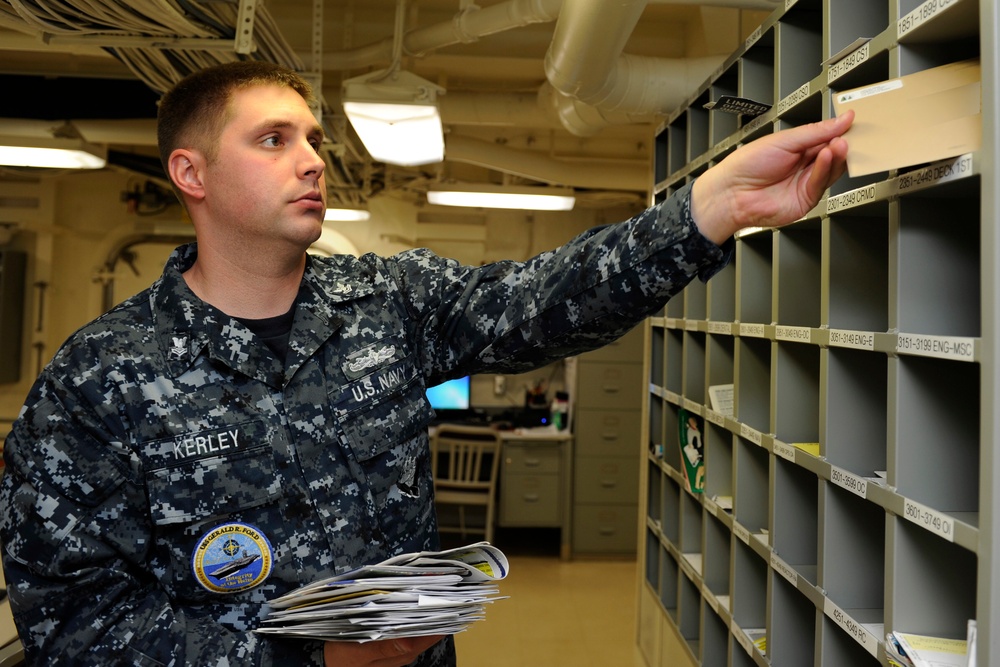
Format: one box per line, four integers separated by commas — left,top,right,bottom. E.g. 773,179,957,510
426,375,471,411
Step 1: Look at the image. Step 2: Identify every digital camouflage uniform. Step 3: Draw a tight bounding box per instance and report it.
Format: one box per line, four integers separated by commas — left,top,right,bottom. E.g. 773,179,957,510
0,182,731,666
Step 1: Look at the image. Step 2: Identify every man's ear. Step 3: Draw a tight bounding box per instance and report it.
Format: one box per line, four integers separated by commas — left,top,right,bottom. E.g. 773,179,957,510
168,148,207,201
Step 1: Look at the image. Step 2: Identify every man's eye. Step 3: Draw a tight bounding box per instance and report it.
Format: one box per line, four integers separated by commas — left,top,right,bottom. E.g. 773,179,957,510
263,136,281,147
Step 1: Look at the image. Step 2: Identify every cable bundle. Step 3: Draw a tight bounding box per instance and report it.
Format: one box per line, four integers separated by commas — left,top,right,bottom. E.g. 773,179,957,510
1,0,304,92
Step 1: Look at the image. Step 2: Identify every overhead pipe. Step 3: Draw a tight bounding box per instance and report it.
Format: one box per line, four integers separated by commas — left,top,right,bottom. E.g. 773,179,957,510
323,0,562,71
16,0,774,191
322,0,745,137
321,0,777,72
545,0,648,104
544,0,726,125
444,134,648,192
439,91,560,129
404,0,562,55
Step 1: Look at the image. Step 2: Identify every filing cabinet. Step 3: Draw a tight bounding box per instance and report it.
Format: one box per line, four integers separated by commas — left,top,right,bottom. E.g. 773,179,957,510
573,325,643,554
499,440,564,527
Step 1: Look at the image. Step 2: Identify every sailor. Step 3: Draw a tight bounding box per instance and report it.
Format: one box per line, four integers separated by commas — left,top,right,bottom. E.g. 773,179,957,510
0,61,851,666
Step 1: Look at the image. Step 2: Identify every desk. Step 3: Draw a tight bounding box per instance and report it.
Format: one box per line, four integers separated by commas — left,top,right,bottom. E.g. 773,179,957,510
495,428,573,560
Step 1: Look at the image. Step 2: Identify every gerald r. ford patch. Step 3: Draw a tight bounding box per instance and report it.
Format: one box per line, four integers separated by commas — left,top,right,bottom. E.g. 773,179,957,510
192,522,273,594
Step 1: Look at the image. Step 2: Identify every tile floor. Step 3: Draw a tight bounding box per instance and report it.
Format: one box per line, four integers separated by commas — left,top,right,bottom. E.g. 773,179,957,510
451,531,645,667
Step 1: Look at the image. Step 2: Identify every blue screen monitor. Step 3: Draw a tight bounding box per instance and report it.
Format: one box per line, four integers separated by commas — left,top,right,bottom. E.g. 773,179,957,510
426,376,471,411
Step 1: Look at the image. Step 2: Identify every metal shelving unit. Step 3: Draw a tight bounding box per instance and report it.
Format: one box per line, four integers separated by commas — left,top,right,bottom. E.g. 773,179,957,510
637,0,998,665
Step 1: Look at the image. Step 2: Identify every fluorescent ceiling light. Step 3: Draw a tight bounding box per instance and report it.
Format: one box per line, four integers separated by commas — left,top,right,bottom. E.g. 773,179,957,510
0,135,107,169
324,207,371,222
427,184,576,211
342,70,444,167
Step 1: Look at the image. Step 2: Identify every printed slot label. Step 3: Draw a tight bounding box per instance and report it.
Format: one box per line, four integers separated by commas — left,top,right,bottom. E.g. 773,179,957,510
896,333,975,361
830,466,868,499
896,153,974,193
771,552,798,586
824,599,880,657
828,41,870,83
772,440,795,462
740,423,763,446
828,329,875,351
899,0,961,39
776,325,812,343
777,83,810,115
826,183,879,213
902,497,955,542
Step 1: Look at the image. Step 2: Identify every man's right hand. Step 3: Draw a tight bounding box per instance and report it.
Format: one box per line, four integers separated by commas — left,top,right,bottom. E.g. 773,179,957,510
323,636,445,667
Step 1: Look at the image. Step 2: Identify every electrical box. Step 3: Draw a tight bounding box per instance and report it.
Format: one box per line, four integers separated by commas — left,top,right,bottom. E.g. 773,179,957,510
0,250,27,384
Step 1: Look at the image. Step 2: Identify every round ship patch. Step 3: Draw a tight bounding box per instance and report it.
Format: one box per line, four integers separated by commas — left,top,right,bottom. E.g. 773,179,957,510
192,522,273,594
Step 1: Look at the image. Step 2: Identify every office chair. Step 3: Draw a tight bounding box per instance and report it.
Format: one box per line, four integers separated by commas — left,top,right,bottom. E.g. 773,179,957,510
430,424,502,545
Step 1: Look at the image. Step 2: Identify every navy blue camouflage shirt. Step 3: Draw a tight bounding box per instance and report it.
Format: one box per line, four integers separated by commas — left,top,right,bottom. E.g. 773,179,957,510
0,182,731,665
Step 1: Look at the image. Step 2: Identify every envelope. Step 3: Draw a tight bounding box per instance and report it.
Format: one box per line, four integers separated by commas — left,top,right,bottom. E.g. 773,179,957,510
832,59,981,177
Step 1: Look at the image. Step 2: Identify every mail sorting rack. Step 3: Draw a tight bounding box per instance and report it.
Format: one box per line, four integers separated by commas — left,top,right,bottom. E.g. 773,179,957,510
637,0,998,666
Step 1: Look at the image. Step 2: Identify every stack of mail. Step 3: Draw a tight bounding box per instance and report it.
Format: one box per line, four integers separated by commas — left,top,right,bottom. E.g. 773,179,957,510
255,542,509,643
885,629,970,667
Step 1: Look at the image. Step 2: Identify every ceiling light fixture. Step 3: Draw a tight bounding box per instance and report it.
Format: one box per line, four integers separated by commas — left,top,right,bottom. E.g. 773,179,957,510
324,206,371,222
342,70,445,167
427,183,577,211
0,135,107,169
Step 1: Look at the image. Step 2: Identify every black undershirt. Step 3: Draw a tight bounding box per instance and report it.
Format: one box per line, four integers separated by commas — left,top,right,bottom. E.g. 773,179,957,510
236,304,295,363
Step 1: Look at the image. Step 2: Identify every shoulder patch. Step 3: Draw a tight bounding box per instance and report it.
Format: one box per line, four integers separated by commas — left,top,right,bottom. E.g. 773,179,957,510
192,522,273,594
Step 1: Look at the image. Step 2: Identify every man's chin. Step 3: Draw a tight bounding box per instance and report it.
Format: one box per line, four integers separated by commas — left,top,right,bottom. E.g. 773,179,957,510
288,216,325,247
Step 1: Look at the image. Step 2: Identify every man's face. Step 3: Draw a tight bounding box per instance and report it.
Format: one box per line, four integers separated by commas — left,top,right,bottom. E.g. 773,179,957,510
200,84,327,250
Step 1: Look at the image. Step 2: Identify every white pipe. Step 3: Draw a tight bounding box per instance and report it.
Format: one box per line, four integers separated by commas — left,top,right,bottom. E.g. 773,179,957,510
439,91,560,128
323,0,562,71
544,0,648,103
5,0,770,183
540,51,724,135
601,52,725,112
444,134,649,191
544,0,727,130
538,82,656,138
404,0,562,55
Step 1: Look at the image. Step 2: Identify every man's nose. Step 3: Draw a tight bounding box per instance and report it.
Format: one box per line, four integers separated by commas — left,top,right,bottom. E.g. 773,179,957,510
299,141,325,178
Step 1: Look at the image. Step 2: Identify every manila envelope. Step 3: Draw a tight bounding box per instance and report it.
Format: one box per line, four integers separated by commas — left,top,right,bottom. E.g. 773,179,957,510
832,59,981,177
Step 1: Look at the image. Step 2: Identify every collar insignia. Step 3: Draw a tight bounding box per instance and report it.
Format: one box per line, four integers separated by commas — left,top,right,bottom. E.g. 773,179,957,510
169,335,188,360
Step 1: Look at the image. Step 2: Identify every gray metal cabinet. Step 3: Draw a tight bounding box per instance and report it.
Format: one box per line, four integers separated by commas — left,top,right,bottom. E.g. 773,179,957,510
496,432,574,559
499,441,563,527
573,326,644,554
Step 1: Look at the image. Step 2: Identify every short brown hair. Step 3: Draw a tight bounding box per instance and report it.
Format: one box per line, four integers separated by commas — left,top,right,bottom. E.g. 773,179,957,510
156,60,316,174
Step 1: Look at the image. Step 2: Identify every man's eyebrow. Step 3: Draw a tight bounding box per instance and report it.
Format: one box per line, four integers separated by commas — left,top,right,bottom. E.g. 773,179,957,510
251,118,326,142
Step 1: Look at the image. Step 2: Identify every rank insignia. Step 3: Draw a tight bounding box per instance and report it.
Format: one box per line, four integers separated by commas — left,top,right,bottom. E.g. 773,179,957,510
169,335,188,360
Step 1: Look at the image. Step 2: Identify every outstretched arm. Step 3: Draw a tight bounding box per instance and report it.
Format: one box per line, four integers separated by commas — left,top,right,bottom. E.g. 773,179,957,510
691,111,854,245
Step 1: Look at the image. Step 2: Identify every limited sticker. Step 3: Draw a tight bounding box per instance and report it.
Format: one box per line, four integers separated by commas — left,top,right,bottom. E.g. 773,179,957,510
192,522,273,594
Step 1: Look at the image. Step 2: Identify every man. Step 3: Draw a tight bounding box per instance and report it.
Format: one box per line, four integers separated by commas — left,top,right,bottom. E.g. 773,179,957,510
0,61,851,666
